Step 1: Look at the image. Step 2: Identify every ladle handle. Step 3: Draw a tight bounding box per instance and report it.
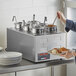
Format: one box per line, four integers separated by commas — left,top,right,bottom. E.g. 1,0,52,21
44,17,47,25
33,14,35,22
23,20,26,26
53,16,57,25
12,16,17,23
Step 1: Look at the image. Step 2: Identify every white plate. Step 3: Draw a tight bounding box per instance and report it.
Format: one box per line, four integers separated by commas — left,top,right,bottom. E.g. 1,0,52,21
0,60,22,65
0,56,22,61
0,57,22,62
0,51,22,65
0,52,22,59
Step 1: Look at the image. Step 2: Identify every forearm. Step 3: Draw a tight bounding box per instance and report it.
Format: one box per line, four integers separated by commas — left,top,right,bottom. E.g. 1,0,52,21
57,11,76,32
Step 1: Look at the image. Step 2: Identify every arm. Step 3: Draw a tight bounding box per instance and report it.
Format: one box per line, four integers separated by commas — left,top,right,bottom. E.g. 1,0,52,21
66,19,76,32
57,11,76,32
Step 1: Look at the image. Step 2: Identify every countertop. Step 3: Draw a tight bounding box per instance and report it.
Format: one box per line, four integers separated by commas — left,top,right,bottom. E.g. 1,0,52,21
0,59,74,74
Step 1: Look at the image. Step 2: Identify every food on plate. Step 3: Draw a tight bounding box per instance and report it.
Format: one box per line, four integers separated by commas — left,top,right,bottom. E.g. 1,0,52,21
58,47,69,53
48,48,59,55
48,47,69,55
72,51,76,56
60,51,73,59
48,47,75,59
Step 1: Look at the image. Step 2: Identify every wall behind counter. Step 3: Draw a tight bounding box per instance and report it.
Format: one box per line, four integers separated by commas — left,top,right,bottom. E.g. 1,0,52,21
0,0,63,48
0,0,65,76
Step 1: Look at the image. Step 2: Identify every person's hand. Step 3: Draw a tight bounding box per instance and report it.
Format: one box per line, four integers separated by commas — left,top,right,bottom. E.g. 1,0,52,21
60,51,73,59
57,11,66,24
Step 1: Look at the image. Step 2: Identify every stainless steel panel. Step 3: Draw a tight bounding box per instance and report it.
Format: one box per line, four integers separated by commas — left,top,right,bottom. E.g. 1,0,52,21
7,28,35,62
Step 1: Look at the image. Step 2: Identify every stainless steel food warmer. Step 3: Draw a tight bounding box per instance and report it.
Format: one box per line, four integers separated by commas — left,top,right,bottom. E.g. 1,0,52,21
7,27,66,62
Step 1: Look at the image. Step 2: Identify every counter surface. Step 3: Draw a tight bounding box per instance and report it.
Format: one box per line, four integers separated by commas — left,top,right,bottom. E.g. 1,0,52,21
0,59,74,74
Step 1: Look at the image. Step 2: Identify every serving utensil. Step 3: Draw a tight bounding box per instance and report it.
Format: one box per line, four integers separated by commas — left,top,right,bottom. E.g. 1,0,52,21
52,16,57,25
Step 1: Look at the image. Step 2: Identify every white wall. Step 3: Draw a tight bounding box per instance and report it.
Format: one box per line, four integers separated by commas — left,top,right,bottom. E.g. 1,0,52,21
0,0,64,48
0,0,66,76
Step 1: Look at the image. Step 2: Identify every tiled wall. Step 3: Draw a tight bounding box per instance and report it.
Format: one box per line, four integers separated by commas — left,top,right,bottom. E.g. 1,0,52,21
0,0,63,48
0,1,66,76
